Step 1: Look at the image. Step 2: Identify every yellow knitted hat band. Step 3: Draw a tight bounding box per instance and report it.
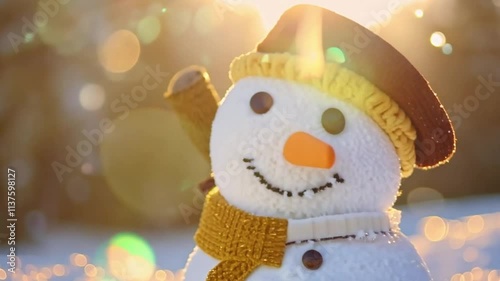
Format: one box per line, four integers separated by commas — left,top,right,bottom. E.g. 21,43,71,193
229,52,417,177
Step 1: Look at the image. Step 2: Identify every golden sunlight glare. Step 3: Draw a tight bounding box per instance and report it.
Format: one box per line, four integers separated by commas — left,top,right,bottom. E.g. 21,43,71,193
296,6,325,77
238,0,419,31
254,0,292,30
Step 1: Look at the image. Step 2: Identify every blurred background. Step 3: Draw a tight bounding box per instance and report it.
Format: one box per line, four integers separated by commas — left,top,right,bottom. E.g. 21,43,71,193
0,0,499,280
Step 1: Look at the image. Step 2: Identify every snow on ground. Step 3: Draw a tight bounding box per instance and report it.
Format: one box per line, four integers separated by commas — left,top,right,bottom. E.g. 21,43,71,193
1,195,499,281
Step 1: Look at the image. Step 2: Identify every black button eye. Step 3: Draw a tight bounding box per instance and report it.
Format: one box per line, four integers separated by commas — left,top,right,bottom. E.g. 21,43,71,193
322,108,345,134
302,249,323,270
250,92,273,114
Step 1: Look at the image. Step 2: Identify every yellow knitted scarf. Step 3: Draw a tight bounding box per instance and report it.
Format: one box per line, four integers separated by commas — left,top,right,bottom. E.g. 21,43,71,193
194,188,288,281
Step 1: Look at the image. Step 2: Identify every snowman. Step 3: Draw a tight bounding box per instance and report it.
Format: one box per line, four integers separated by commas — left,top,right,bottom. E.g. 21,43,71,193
165,5,456,281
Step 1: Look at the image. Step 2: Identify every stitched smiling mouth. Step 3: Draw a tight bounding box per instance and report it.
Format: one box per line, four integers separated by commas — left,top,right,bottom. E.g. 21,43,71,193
243,158,345,198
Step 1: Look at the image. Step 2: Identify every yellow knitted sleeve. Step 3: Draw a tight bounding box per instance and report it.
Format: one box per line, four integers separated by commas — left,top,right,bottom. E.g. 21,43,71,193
165,69,220,162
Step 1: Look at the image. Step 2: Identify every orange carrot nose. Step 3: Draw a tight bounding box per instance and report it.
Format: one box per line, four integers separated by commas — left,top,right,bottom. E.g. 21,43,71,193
283,132,335,169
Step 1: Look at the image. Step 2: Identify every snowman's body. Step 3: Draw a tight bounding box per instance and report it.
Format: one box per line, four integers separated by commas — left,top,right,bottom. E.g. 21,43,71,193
177,77,433,281
183,233,430,281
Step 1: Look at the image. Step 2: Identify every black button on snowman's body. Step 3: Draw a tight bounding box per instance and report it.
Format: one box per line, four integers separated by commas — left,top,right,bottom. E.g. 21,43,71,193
302,250,323,270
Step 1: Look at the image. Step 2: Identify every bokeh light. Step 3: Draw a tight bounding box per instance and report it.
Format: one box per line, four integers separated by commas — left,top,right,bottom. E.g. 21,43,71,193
462,271,474,281
36,273,45,280
71,253,88,267
326,47,346,64
106,233,156,281
84,264,97,277
414,9,424,18
100,109,209,221
155,270,167,280
52,264,65,277
79,84,106,111
467,215,485,234
412,212,500,280
488,270,499,281
407,187,445,215
430,31,447,47
0,269,6,280
154,270,176,280
98,30,141,73
137,16,162,44
407,187,444,204
40,267,52,279
442,43,453,55
472,267,484,280
423,216,448,242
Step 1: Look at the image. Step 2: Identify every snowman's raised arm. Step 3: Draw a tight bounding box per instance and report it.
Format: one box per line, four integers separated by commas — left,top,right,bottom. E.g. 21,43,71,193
164,65,220,162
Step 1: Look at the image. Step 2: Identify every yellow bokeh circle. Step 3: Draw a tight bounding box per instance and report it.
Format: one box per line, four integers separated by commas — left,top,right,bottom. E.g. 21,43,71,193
100,109,210,223
98,30,141,73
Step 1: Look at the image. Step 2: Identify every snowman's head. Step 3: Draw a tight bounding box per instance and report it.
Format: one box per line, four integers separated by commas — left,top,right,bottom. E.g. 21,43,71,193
209,5,456,219
210,76,402,219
